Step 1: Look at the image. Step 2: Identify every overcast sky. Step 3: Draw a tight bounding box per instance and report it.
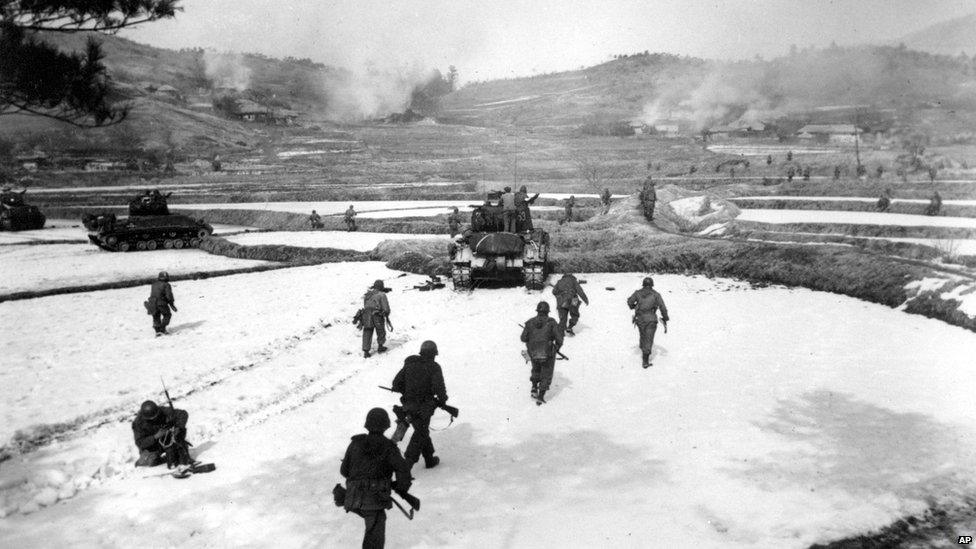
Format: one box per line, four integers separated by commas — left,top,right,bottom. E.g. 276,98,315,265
124,0,976,82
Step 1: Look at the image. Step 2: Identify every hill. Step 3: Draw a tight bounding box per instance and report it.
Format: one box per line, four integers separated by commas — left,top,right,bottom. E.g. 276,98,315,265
898,13,976,57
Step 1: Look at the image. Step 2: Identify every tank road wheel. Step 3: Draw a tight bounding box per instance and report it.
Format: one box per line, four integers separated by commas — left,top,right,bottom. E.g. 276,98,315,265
197,229,209,239
174,239,185,249
189,238,201,247
118,241,131,252
136,241,148,251
163,239,174,249
522,263,546,290
147,240,158,251
451,265,472,291
106,236,118,246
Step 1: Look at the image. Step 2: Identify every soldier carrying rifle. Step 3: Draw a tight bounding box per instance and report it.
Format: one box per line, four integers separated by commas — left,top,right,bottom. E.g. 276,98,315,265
390,341,451,471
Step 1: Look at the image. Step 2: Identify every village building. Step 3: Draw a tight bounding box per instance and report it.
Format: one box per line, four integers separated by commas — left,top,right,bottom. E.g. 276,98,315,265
796,124,864,145
153,85,184,102
235,99,269,122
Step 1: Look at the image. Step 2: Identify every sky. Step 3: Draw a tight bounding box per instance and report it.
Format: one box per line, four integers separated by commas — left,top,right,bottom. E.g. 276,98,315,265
123,0,976,83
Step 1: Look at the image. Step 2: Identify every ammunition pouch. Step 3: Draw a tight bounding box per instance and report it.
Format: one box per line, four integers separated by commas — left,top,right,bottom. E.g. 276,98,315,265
332,483,347,507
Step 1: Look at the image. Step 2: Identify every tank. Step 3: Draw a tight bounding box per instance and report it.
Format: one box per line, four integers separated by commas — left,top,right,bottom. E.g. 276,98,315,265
448,195,550,290
84,191,213,252
0,189,46,231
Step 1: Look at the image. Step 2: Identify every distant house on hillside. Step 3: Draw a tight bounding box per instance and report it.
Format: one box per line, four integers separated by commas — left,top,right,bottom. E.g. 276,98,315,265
704,124,735,141
270,108,299,126
628,120,648,135
235,99,269,122
186,96,214,112
796,124,864,145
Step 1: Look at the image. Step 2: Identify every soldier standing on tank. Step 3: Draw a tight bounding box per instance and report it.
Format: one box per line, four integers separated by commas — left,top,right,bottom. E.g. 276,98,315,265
500,186,517,232
345,205,358,231
447,207,462,238
552,273,589,336
515,185,540,231
340,408,412,549
309,210,323,229
362,280,391,358
147,271,176,336
391,341,448,470
561,195,576,225
521,302,564,405
627,277,669,369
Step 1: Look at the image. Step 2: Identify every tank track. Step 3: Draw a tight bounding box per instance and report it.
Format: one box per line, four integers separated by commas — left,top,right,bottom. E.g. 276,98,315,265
88,227,211,252
522,263,547,290
451,264,472,290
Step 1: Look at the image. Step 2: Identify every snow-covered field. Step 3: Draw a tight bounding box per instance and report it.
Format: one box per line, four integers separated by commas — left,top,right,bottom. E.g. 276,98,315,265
225,231,449,251
739,208,976,228
3,268,976,548
0,244,273,294
737,196,976,206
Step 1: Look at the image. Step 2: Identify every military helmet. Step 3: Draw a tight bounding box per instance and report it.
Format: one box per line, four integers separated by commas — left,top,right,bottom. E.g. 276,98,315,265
364,407,391,433
536,301,550,313
140,400,160,419
642,276,654,288
519,185,527,193
420,340,438,357
158,271,169,281
372,279,385,290
504,186,512,192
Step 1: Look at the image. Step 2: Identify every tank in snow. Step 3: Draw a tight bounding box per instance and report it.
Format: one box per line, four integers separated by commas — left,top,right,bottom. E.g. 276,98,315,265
84,191,213,252
0,189,46,231
448,195,550,290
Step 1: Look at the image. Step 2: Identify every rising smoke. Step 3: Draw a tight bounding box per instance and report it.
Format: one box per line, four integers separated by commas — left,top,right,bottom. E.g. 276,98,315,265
202,51,252,91
321,64,437,121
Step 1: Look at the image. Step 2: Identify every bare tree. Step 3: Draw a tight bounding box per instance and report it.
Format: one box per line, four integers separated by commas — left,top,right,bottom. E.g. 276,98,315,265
573,154,627,194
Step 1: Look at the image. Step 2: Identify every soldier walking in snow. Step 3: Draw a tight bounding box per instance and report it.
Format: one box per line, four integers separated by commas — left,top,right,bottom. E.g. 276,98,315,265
521,302,564,404
345,205,358,231
560,195,576,225
515,185,540,231
627,277,669,368
132,400,192,467
146,271,176,336
391,341,448,470
361,280,391,358
340,408,413,549
447,207,462,238
552,273,589,336
309,210,323,229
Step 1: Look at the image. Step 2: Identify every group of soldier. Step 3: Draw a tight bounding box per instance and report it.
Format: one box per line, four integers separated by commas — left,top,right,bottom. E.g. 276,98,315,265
308,205,359,231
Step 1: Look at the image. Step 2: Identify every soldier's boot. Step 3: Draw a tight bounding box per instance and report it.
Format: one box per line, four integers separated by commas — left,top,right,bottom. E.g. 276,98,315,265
641,353,651,369
364,350,371,358
530,382,539,399
424,456,440,469
377,345,388,354
565,326,575,336
536,390,547,406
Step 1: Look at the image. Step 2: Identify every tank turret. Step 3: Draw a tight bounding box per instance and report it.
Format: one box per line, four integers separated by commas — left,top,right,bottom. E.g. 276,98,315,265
0,189,46,231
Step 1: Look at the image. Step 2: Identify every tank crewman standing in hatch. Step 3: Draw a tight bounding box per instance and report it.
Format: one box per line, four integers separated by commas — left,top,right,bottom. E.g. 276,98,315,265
362,280,391,358
391,340,448,470
146,271,176,336
132,399,192,467
521,302,564,404
552,273,589,336
501,186,517,232
447,207,462,238
514,185,540,231
627,277,670,369
345,205,358,231
340,408,412,549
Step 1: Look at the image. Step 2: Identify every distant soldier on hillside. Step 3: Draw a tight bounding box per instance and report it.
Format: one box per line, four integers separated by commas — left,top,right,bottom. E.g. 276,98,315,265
345,205,358,232
145,271,177,336
786,150,793,162
802,166,811,181
600,187,612,213
447,207,462,238
786,166,795,183
639,177,656,221
552,273,589,336
360,280,391,358
309,210,324,229
515,185,540,231
875,165,884,179
560,195,576,225
211,154,222,172
520,302,564,405
766,155,773,166
876,191,891,212
926,191,942,216
627,277,669,369
834,166,841,180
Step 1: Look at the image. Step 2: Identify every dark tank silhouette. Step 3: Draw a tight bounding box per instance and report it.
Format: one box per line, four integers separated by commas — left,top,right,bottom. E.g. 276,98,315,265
84,190,212,252
0,189,46,231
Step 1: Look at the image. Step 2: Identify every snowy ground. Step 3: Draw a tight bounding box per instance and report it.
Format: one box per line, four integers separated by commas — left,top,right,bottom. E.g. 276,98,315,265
737,196,976,206
178,201,562,219
0,244,273,295
0,222,256,247
224,231,449,251
739,208,976,228
2,268,976,548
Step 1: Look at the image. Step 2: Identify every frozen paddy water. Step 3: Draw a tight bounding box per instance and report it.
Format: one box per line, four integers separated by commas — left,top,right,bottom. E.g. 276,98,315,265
738,208,976,228
2,268,975,547
224,231,449,251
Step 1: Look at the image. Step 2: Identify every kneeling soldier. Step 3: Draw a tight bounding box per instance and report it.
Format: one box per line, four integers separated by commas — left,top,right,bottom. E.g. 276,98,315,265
132,400,192,468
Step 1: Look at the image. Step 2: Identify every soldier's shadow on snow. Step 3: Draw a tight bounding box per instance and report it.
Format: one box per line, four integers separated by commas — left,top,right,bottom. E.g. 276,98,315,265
167,320,206,334
732,390,976,498
545,371,573,402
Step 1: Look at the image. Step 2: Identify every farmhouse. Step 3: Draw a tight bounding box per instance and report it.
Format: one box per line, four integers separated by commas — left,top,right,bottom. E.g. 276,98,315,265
235,99,269,122
796,124,863,145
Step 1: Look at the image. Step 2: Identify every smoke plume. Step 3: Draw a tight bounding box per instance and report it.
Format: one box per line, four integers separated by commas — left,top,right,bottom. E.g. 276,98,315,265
203,51,252,91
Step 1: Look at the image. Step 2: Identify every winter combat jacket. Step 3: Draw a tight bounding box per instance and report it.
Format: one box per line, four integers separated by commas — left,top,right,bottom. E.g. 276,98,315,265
391,355,448,415
132,406,188,451
148,280,175,312
521,315,563,360
362,289,390,329
552,275,588,309
627,288,669,326
340,433,411,512
501,192,517,211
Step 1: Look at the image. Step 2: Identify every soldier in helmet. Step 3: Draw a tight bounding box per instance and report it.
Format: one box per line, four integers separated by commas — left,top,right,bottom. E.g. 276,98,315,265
361,280,391,358
520,301,564,404
551,273,589,336
447,207,462,238
309,210,324,229
345,205,358,232
132,399,192,468
390,341,449,470
147,271,176,336
560,195,576,225
627,277,670,368
340,407,413,549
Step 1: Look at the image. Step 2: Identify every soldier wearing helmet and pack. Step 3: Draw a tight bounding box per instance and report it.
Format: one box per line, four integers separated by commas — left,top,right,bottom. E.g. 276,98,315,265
390,341,449,470
551,272,589,336
339,407,413,549
627,276,670,368
362,280,391,358
146,271,176,336
520,301,564,404
132,399,192,468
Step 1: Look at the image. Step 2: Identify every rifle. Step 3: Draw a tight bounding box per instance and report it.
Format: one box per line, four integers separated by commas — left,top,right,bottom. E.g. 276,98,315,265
379,386,459,420
158,378,191,453
385,315,394,331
